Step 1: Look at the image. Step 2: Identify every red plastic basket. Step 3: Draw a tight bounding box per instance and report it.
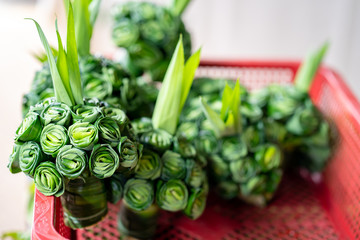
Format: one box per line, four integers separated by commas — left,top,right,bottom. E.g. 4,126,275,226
32,60,360,240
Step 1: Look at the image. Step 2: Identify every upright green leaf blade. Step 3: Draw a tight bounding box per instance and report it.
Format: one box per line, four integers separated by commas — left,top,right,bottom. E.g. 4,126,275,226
72,0,92,56
179,47,201,113
27,18,73,105
220,83,235,121
199,97,225,138
55,20,74,105
152,37,184,134
89,0,101,27
170,0,191,16
227,80,241,133
66,3,84,105
294,42,329,93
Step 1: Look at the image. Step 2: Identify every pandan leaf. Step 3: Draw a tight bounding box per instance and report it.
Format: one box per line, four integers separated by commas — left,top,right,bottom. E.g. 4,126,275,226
55,20,73,105
26,18,73,105
200,97,225,137
152,36,201,135
227,80,241,133
65,0,101,57
220,83,235,121
89,0,101,26
66,3,84,105
294,42,329,93
200,80,242,137
180,48,201,113
170,0,191,16
152,37,184,134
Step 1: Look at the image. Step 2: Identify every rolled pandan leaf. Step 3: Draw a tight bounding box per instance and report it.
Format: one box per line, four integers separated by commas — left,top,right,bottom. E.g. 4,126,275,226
15,112,43,143
128,41,163,69
135,149,161,180
56,145,87,179
131,117,153,134
191,78,227,95
140,128,173,152
240,170,282,207
286,104,320,136
184,187,207,220
83,97,102,107
141,20,165,44
267,94,299,120
181,104,205,122
8,144,22,174
173,137,196,158
34,161,64,197
230,157,259,183
95,117,122,147
103,107,128,124
71,104,103,123
40,124,69,157
19,141,44,178
298,122,332,172
61,175,108,229
221,136,248,162
41,103,72,126
112,19,139,47
161,150,186,181
156,179,188,212
105,173,125,204
118,136,139,169
264,119,287,144
216,180,239,200
130,2,156,22
83,73,113,100
124,179,154,211
39,88,55,101
208,154,230,181
176,121,199,141
185,159,205,189
254,144,282,172
241,101,263,123
195,130,219,156
89,144,120,179
68,122,99,150
247,87,269,108
243,123,265,152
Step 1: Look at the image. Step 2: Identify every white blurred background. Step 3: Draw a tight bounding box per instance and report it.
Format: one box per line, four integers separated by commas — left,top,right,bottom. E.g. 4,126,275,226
0,0,359,234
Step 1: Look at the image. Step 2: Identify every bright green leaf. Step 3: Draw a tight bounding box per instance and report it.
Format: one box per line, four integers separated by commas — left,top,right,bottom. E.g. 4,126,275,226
66,3,84,105
179,47,201,113
200,97,225,138
26,18,73,105
55,20,74,105
152,37,184,135
294,42,329,93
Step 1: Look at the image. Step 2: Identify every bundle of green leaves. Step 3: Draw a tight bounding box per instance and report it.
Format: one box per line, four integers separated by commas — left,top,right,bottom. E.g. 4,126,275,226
117,37,207,239
112,0,192,81
180,43,333,207
23,0,158,119
8,3,142,229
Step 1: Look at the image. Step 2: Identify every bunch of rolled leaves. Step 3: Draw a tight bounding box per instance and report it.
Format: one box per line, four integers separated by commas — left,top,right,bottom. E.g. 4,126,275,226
115,37,206,239
23,0,158,119
23,56,158,119
112,0,192,81
180,43,333,207
8,4,143,229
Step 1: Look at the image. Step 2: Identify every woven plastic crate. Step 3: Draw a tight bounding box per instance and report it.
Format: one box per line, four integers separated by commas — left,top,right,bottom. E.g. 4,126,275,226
32,60,360,240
